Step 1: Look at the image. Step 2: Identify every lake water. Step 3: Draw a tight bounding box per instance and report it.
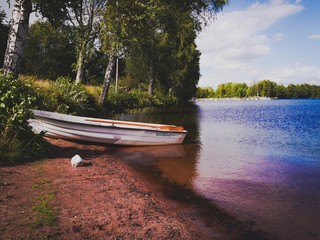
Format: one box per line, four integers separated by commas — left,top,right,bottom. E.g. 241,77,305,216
112,99,320,240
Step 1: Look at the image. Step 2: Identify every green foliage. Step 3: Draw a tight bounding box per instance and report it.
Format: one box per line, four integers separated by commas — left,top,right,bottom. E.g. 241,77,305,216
105,89,177,114
151,91,178,108
0,73,49,163
196,87,215,98
32,192,57,228
0,74,101,163
83,50,110,85
197,80,320,99
33,0,73,26
169,14,201,102
231,83,248,98
21,20,76,79
215,82,232,98
18,75,56,111
100,0,227,101
117,1,202,102
49,77,97,116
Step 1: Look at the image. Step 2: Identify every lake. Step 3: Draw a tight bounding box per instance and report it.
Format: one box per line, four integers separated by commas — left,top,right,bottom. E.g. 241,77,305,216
112,99,320,240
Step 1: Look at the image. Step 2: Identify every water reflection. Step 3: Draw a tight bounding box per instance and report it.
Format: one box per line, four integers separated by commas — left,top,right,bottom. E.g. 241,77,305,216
114,144,200,187
193,100,320,240
114,145,186,166
154,144,200,187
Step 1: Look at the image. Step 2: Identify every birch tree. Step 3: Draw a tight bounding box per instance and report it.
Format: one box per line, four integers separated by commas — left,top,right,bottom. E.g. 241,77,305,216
62,0,107,83
2,0,76,77
3,0,32,77
2,0,105,80
99,0,162,106
99,0,228,106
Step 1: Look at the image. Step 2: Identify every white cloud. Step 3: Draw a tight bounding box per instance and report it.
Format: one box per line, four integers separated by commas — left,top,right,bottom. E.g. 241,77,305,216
309,34,320,40
196,0,305,88
266,65,320,86
272,33,285,41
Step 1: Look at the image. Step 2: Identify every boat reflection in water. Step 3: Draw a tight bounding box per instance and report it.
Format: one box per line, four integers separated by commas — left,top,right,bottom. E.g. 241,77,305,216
113,103,201,187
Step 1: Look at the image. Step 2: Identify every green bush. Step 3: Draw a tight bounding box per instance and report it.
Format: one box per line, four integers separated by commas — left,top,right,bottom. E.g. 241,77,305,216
151,92,177,108
0,73,49,164
49,77,97,116
18,75,56,111
105,89,177,114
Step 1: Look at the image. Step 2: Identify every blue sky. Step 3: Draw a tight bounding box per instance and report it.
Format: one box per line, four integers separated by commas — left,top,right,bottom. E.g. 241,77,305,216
196,0,320,88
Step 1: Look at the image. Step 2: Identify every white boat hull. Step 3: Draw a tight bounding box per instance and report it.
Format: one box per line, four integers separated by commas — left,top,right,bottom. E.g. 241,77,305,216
28,110,187,146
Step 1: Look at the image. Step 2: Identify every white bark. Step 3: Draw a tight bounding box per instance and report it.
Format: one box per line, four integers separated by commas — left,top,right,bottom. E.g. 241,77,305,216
100,54,116,107
148,65,154,96
72,0,107,83
148,77,154,96
115,57,119,93
3,0,32,77
75,42,86,83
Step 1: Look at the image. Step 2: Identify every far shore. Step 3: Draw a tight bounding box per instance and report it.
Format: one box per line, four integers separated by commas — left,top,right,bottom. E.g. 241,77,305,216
194,97,273,101
0,139,272,239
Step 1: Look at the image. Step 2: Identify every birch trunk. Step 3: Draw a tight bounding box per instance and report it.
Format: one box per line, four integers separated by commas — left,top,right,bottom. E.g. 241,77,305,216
100,54,116,107
75,41,87,83
148,65,154,96
3,0,32,77
148,77,154,96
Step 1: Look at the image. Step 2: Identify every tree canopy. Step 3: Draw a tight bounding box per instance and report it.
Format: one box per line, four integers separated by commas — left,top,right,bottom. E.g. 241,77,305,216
21,21,77,79
3,0,229,104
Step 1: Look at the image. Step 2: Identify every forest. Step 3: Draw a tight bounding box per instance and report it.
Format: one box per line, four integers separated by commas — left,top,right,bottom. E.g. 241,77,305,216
0,1,229,104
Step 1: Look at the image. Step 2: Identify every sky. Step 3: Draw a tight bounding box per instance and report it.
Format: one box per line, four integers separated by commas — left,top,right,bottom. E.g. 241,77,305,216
196,0,320,89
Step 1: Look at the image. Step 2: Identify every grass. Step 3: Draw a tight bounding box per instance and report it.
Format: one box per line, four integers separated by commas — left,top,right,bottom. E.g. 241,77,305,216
31,178,51,189
30,162,58,231
32,192,57,228
85,84,102,99
19,75,51,90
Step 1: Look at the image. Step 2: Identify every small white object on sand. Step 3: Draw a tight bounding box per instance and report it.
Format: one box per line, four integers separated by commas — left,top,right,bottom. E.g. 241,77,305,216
71,154,84,167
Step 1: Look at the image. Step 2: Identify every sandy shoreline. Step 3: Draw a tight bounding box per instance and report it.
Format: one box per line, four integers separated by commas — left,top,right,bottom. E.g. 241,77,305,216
0,139,271,239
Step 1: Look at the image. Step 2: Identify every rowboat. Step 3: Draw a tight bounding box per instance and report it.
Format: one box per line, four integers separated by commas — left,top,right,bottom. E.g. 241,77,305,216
28,110,187,146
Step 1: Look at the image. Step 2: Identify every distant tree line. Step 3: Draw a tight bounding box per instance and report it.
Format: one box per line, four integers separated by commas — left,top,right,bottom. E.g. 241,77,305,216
196,80,320,99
